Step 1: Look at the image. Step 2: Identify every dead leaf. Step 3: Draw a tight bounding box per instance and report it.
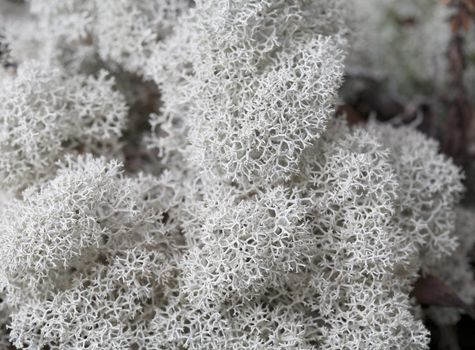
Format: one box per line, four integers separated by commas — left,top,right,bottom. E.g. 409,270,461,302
414,275,467,308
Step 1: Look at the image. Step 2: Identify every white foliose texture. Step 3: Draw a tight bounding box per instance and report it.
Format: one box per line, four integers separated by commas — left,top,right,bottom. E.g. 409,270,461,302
0,60,127,191
0,155,185,349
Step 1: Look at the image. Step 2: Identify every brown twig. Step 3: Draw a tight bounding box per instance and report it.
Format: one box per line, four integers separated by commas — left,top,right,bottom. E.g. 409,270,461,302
441,0,475,166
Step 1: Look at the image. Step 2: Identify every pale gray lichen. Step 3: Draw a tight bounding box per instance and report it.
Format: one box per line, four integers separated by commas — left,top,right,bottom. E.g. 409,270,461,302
1,155,185,349
0,61,127,191
0,0,468,349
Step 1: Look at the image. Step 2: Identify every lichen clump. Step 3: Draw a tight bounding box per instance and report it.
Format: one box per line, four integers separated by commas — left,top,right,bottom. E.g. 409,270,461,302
0,1,471,349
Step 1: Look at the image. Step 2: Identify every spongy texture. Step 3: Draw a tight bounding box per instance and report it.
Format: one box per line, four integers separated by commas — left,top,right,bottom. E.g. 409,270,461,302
0,155,185,349
2,0,191,74
181,184,314,306
0,61,127,191
159,119,433,349
300,120,431,349
0,0,469,348
147,0,348,185
0,0,192,75
0,120,458,349
9,247,182,349
93,0,191,74
301,122,401,299
143,1,462,348
366,122,464,270
167,120,462,349
0,156,130,295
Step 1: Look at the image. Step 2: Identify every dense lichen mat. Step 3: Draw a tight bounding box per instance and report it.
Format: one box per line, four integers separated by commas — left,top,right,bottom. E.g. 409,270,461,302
0,1,474,349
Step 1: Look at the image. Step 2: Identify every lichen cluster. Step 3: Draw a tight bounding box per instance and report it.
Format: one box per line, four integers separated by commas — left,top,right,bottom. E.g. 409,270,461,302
0,1,472,349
